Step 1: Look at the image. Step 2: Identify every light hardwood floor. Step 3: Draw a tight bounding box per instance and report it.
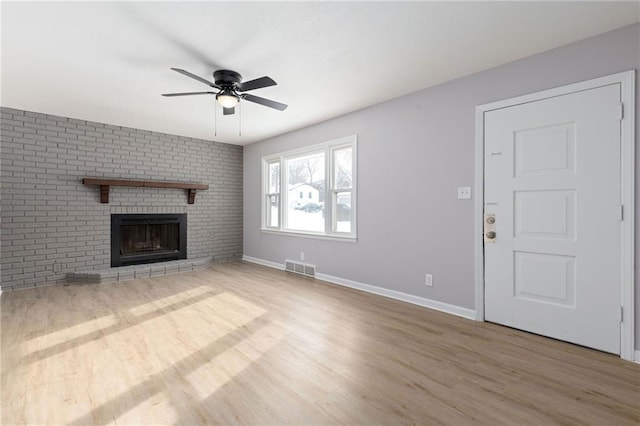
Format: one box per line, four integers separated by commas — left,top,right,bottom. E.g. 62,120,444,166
2,261,639,425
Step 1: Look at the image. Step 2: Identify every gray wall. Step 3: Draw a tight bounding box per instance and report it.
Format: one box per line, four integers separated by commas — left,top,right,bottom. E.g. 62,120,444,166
244,24,639,343
1,108,243,290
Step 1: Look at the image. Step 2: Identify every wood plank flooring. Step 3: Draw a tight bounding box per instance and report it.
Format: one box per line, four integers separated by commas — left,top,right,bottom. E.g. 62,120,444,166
2,261,639,425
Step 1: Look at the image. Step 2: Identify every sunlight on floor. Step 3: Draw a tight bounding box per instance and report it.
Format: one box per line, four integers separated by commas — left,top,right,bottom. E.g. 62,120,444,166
128,285,212,316
186,323,285,399
25,314,117,350
5,282,274,425
22,286,215,361
69,291,269,425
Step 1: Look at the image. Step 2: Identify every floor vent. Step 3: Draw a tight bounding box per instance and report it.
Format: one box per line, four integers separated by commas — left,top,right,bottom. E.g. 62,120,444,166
285,260,316,277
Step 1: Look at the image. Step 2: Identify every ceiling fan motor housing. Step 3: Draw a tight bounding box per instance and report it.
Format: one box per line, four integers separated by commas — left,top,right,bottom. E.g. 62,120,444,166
213,70,242,88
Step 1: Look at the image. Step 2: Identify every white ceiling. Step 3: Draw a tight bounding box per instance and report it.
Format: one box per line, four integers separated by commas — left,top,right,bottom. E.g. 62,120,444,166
1,2,638,145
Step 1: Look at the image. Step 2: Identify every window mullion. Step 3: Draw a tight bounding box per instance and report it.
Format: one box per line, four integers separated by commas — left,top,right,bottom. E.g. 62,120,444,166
279,156,286,230
262,160,268,229
325,147,332,233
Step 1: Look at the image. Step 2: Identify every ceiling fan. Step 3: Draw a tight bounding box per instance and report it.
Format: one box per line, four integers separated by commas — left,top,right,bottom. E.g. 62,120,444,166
162,68,287,115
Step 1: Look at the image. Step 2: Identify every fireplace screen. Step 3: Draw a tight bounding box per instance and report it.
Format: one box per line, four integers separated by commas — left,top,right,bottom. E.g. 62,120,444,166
111,214,187,267
120,223,179,256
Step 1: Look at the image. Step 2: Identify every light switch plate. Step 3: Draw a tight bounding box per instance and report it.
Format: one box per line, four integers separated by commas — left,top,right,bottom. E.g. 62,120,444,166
458,186,472,200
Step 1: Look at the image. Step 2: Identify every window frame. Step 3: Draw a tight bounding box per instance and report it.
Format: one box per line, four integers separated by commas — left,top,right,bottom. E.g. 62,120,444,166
261,135,357,240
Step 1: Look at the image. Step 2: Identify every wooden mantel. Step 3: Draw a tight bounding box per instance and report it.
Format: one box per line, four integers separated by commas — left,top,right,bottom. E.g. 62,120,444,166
82,178,209,204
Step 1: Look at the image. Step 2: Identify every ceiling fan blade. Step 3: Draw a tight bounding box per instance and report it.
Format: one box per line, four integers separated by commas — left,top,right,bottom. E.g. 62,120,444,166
242,94,288,111
162,91,216,97
223,107,235,115
237,76,277,92
170,68,220,89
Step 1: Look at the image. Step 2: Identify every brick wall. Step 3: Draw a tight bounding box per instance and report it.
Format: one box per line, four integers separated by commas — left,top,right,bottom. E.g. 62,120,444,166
0,107,243,290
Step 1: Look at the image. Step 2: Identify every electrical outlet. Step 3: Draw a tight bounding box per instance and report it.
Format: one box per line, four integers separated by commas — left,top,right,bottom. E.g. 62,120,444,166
300,252,305,261
425,273,433,287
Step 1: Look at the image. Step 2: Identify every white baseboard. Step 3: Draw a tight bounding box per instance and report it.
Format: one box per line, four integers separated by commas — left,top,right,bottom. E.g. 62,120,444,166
634,350,640,364
316,272,476,320
242,254,476,321
242,255,285,270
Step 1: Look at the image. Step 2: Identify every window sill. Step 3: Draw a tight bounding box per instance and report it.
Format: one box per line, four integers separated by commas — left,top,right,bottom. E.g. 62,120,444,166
260,228,357,243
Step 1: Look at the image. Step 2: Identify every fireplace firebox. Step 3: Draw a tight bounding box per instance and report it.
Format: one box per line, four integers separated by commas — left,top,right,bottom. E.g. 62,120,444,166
111,214,187,267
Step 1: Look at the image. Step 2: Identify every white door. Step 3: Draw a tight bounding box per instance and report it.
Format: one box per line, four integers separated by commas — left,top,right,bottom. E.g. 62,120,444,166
484,84,622,354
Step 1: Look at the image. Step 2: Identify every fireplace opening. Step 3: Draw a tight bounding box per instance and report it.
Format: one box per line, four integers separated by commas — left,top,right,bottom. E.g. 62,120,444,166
111,214,187,267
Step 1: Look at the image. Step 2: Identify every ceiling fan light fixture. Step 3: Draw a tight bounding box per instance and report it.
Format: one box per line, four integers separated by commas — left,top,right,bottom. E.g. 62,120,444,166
216,92,239,108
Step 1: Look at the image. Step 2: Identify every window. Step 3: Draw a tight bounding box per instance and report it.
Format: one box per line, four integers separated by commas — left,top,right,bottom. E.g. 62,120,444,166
262,135,357,239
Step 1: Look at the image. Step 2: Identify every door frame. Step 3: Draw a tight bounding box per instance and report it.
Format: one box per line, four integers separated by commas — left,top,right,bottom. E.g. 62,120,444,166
474,70,636,362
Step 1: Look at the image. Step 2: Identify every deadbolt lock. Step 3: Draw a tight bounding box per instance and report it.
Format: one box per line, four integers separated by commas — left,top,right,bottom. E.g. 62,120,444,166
484,213,496,243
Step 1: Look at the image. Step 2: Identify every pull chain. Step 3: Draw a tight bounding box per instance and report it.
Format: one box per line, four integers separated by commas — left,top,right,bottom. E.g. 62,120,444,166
238,100,242,137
